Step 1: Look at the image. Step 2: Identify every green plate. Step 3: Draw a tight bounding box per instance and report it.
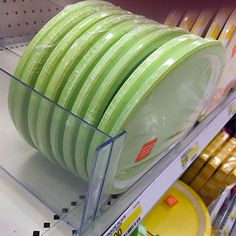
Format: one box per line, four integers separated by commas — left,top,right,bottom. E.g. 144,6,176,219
74,28,187,179
34,11,138,165
28,9,127,163
8,0,112,147
89,35,225,193
49,16,153,170
62,24,170,179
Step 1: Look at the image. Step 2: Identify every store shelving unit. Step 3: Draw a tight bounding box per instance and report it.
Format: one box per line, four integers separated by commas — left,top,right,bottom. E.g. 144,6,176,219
210,187,234,223
85,90,236,236
230,221,236,236
221,200,236,236
0,1,236,236
213,191,236,236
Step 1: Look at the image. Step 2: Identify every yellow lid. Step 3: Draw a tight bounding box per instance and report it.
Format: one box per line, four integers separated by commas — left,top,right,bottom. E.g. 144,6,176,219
143,181,211,236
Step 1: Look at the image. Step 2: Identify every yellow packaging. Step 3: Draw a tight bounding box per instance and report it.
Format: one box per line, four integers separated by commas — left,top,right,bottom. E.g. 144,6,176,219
199,137,236,180
185,131,230,177
198,186,219,206
191,9,217,36
181,169,196,184
218,9,236,48
179,10,200,30
206,7,234,39
202,30,236,116
164,10,185,27
212,150,236,183
207,175,225,189
224,167,236,186
204,180,222,194
190,175,206,192
199,179,224,206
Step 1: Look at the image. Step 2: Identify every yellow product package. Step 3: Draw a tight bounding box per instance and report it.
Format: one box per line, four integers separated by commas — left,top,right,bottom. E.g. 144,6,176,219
202,9,236,116
190,175,207,192
212,150,236,183
164,10,185,27
179,10,200,31
199,137,236,180
182,131,230,183
181,169,196,184
143,181,211,236
205,7,233,39
224,167,236,186
191,9,217,36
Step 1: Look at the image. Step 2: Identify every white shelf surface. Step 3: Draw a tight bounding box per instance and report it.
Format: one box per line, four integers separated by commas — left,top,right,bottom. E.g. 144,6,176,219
0,167,73,236
1,44,236,236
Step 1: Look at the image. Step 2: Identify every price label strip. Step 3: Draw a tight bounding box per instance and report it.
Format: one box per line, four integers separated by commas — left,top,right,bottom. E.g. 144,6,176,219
181,144,200,170
109,205,142,236
228,103,236,116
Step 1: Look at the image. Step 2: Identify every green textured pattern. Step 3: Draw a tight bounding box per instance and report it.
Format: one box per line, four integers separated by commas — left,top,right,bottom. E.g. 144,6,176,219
63,24,172,179
28,9,127,163
50,16,153,171
88,35,225,193
74,28,187,179
8,0,111,147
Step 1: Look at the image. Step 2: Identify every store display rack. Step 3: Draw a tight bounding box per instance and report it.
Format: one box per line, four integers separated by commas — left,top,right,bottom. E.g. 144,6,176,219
85,89,236,236
213,189,236,236
210,187,234,223
1,1,236,236
230,219,236,236
222,196,236,236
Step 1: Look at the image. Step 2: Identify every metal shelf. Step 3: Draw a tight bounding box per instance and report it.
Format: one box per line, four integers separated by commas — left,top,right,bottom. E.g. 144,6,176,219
230,220,236,236
217,195,236,236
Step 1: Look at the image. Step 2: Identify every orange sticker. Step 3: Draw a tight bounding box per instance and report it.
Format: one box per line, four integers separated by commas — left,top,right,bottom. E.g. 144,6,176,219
164,195,178,207
135,138,158,163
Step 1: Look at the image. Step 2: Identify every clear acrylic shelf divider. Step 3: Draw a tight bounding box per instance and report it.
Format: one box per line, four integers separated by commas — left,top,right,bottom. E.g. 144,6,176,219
0,68,127,235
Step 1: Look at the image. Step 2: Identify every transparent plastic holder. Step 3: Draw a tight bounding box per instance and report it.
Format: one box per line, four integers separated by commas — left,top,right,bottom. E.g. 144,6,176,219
0,68,127,234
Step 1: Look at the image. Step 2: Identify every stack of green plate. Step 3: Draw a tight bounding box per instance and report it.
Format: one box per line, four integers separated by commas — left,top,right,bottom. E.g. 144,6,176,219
8,0,225,193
